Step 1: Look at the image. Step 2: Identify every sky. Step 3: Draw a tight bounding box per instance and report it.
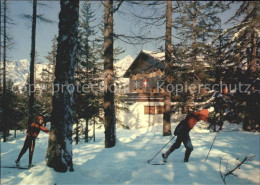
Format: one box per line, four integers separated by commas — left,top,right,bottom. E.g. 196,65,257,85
6,1,240,63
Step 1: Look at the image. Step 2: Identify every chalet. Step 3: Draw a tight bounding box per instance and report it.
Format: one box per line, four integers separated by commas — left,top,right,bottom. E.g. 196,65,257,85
117,50,213,129
117,50,186,129
123,50,188,100
123,50,165,102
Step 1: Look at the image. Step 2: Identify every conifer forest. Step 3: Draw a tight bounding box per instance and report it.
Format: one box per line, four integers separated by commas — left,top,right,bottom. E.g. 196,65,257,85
0,1,259,185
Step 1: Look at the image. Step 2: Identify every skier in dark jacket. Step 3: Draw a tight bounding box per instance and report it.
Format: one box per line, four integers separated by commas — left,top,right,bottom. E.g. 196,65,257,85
15,115,50,168
162,108,215,163
209,85,233,131
217,86,233,129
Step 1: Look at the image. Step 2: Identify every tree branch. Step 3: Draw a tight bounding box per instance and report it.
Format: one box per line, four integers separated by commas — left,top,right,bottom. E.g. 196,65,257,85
219,155,255,185
112,0,124,13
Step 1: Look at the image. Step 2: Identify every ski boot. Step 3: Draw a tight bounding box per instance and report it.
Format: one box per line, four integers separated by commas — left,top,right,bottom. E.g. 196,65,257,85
162,153,168,163
15,160,20,167
184,150,192,162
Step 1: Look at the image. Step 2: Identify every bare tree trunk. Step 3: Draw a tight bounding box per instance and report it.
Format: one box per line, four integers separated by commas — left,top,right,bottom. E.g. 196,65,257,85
2,0,7,142
75,119,79,144
84,29,89,143
192,1,197,61
104,0,116,148
93,118,96,142
0,0,2,94
163,0,172,136
46,0,79,173
85,118,88,142
28,0,37,126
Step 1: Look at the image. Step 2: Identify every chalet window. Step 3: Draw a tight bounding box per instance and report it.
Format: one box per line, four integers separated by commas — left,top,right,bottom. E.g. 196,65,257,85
144,106,155,115
156,106,164,114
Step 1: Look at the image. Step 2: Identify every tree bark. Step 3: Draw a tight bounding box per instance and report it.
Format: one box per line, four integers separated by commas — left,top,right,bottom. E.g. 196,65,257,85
2,0,7,142
192,1,197,61
46,0,79,173
104,0,116,148
0,0,2,94
28,0,37,125
163,0,172,136
85,118,88,142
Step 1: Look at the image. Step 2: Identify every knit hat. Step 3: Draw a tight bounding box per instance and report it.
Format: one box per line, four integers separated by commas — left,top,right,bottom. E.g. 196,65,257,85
36,115,43,122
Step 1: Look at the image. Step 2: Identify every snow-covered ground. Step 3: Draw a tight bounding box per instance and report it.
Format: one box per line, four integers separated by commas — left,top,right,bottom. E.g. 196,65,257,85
1,123,259,185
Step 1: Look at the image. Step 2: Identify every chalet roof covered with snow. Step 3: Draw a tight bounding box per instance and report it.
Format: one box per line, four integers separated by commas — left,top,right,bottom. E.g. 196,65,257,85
123,50,187,77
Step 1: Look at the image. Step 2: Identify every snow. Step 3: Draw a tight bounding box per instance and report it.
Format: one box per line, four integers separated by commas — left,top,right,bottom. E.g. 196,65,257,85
232,26,248,42
6,59,30,86
115,55,134,76
142,50,165,61
1,123,259,185
115,55,134,84
256,28,260,38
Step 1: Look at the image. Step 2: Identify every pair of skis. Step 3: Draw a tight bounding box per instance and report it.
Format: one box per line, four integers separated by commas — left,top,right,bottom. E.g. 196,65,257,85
150,162,166,165
2,165,35,170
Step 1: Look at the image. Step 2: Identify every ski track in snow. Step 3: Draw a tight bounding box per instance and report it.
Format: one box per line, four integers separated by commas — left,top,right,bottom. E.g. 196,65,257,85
1,123,259,185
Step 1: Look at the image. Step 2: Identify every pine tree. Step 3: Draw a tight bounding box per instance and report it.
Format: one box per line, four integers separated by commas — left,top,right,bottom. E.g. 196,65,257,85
45,35,57,83
211,22,229,85
2,0,7,142
74,1,98,143
46,0,79,172
20,0,54,126
73,1,126,144
4,80,28,135
219,2,260,130
221,2,260,82
171,1,228,107
35,35,57,123
175,1,227,62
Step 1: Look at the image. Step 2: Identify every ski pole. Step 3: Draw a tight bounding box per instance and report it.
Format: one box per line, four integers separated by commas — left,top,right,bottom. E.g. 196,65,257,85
205,131,219,162
147,135,175,164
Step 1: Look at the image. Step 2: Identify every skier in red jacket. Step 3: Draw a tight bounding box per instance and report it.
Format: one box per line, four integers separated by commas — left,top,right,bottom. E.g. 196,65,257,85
15,115,50,168
162,108,215,162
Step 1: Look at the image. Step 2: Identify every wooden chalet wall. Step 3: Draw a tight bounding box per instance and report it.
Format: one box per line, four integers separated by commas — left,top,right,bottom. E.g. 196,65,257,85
126,52,165,99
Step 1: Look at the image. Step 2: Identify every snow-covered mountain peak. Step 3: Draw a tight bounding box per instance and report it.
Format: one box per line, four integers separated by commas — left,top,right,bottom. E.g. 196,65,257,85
6,59,49,87
6,59,30,86
7,55,134,88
